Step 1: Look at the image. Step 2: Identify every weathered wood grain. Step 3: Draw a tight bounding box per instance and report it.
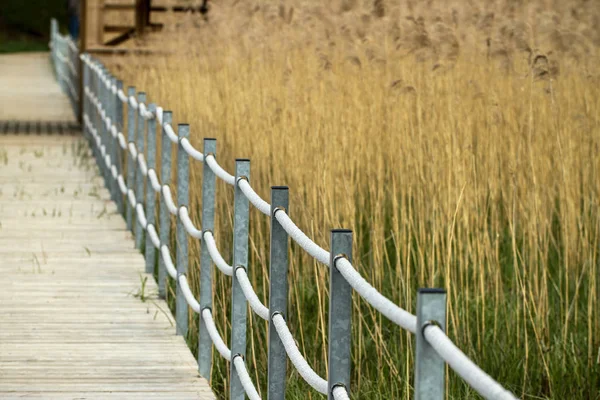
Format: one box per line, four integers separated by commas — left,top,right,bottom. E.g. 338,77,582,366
0,132,215,399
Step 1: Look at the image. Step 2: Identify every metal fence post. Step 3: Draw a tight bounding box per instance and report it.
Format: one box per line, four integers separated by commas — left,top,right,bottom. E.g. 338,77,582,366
91,61,100,174
176,124,190,336
268,186,289,400
99,65,109,187
82,56,89,140
145,103,157,274
114,79,125,216
73,42,80,118
125,86,136,233
415,288,447,400
93,62,102,171
50,19,57,71
135,92,147,250
158,111,173,298
107,74,118,203
328,229,353,400
87,59,95,151
198,138,217,378
231,159,250,400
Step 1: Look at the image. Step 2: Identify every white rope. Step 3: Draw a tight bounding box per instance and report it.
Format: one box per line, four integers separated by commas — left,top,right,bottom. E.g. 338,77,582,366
117,132,127,150
238,179,270,215
202,308,232,361
139,102,154,120
332,386,350,400
129,96,139,110
147,224,161,249
117,89,128,103
136,203,147,228
127,189,137,208
162,185,179,215
203,231,233,276
178,207,203,239
336,257,417,333
235,268,269,320
81,55,515,400
117,175,128,194
148,169,162,192
424,325,517,400
160,245,177,279
128,142,138,160
180,137,204,162
178,274,200,313
272,313,327,394
232,355,262,400
110,84,117,95
274,210,330,265
163,123,179,143
156,106,164,125
205,155,235,185
138,154,148,177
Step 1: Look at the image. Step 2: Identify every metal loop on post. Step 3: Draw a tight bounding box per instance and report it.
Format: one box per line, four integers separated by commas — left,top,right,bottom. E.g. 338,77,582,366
332,253,348,269
270,310,284,322
236,175,249,185
421,320,443,336
272,206,287,217
234,265,247,273
331,383,348,395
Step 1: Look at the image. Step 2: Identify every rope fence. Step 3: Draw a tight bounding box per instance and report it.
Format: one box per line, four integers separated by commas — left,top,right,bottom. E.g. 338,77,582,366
51,19,517,400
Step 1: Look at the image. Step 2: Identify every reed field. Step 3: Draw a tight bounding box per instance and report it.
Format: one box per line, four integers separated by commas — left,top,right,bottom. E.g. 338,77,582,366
101,0,600,398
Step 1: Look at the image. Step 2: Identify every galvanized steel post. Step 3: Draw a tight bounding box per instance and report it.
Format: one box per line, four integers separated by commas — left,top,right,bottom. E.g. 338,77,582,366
145,103,157,274
114,79,125,215
100,66,110,187
108,74,118,203
230,159,250,400
134,92,147,250
82,56,89,140
415,288,447,400
87,59,95,150
175,124,190,336
198,138,217,378
158,111,173,298
50,19,58,71
94,62,104,180
125,86,136,232
268,186,289,400
328,229,353,400
94,62,103,173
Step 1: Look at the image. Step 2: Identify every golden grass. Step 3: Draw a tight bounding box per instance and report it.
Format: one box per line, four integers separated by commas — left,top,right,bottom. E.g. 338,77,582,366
101,0,600,397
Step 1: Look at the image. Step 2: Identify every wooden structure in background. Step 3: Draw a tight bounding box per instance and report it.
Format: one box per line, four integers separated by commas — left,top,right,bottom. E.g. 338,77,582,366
93,0,208,47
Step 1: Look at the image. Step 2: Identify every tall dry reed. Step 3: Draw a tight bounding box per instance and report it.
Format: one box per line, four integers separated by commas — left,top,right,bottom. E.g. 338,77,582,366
103,0,600,397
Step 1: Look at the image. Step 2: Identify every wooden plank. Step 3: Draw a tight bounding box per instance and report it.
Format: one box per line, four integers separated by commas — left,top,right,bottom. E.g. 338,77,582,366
0,133,214,398
0,54,77,122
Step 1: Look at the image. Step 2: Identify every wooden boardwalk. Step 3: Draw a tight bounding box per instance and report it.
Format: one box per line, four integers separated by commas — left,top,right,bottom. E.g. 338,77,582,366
0,54,214,399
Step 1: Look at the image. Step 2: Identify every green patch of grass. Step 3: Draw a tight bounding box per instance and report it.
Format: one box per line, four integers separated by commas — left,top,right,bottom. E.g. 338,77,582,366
0,36,47,54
